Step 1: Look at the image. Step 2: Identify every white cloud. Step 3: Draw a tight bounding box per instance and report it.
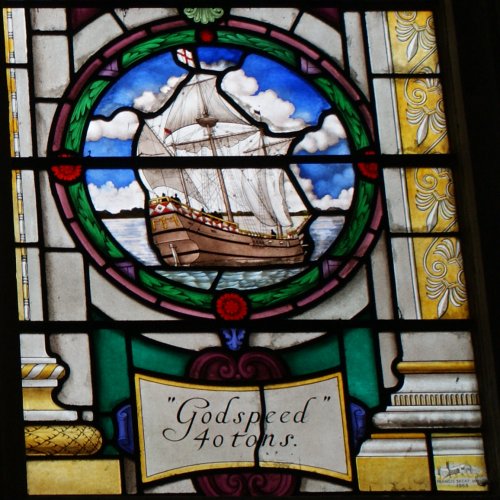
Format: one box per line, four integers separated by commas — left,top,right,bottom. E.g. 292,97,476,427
88,180,145,214
86,111,139,142
290,165,353,210
331,188,354,210
294,114,347,154
200,60,235,71
134,75,186,113
221,69,307,132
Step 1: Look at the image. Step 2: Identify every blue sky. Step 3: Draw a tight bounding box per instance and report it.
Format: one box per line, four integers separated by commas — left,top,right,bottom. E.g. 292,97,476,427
85,47,354,200
94,52,186,117
86,169,136,188
298,163,354,198
240,54,330,125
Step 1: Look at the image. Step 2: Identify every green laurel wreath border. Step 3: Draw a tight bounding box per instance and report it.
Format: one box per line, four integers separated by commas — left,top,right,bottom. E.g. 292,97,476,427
62,28,376,316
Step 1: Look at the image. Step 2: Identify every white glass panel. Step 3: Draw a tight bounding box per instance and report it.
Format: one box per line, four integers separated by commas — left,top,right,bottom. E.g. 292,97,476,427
142,333,220,350
400,331,474,361
230,7,299,30
46,252,86,320
73,14,123,71
88,266,177,321
50,333,93,406
30,8,67,31
391,237,420,319
294,266,369,319
32,35,70,98
365,11,391,73
39,172,76,248
15,69,33,156
114,8,179,29
383,168,410,231
294,13,344,68
344,12,369,98
10,9,28,63
370,234,394,319
378,332,399,387
19,170,38,243
373,78,400,154
35,102,57,156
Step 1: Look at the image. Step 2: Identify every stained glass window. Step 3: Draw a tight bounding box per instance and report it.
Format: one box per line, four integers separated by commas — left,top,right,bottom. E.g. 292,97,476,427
1,3,499,497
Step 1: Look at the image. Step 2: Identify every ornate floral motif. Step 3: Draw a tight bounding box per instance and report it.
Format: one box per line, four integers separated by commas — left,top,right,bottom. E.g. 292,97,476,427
414,168,456,231
184,8,224,24
395,11,436,62
221,328,246,351
189,349,297,496
424,238,467,318
405,71,447,148
215,292,249,320
51,153,82,182
357,150,379,180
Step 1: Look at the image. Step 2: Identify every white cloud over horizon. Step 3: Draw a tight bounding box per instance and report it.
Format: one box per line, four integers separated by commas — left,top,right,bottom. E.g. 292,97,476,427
88,180,145,214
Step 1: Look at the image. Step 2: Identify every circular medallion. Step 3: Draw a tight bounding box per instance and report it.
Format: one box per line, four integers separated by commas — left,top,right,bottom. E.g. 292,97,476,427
49,19,381,320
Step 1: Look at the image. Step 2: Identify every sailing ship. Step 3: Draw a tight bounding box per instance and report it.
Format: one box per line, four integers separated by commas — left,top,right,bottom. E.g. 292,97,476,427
136,72,308,267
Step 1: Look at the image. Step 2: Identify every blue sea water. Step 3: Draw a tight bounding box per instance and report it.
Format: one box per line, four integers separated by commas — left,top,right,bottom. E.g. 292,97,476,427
103,215,344,290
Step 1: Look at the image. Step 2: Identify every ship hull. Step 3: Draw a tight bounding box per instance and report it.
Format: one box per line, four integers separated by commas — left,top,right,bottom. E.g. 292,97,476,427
150,210,305,267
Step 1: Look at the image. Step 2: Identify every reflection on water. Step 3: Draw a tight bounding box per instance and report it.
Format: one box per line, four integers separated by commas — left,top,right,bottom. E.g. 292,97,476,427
103,215,345,290
216,267,306,290
308,216,344,260
156,269,217,290
103,218,160,265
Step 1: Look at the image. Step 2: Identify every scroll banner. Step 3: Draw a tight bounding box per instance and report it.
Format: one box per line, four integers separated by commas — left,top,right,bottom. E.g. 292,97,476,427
135,372,351,483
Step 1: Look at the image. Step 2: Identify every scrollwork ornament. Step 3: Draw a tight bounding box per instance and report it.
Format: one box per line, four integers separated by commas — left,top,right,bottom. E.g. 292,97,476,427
405,69,447,149
184,8,224,24
395,11,436,62
424,238,467,318
414,168,456,231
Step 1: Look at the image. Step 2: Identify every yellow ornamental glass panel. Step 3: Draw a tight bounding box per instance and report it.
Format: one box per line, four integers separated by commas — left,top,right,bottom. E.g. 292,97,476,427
405,168,458,232
395,77,449,154
387,11,439,74
413,237,469,319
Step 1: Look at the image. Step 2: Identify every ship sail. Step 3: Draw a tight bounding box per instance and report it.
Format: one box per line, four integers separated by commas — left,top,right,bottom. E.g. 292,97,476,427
137,70,305,234
239,169,292,230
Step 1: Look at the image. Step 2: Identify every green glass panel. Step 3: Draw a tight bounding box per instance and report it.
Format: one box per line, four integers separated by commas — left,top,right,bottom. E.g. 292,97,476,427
248,268,320,308
131,335,194,376
121,30,196,68
99,416,119,456
218,30,297,67
331,181,375,256
138,269,212,309
343,328,379,408
314,77,370,150
91,328,130,411
282,333,340,376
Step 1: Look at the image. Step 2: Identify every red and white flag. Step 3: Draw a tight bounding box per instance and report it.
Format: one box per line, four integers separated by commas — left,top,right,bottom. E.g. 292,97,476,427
176,48,195,68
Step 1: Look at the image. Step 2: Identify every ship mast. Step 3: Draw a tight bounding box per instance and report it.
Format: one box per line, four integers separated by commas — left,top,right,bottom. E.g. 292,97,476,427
259,126,283,237
195,81,234,223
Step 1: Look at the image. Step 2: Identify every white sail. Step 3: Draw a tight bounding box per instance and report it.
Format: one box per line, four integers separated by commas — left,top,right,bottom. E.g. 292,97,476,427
165,124,257,156
239,169,293,229
136,70,304,233
153,73,248,133
242,135,293,156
